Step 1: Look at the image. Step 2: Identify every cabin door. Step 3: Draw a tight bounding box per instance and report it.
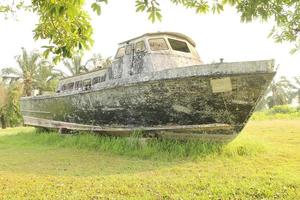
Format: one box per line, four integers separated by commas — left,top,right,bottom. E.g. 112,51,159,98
129,42,146,75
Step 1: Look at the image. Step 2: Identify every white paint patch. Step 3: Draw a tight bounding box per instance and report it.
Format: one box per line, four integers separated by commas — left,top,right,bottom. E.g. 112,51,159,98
172,104,192,114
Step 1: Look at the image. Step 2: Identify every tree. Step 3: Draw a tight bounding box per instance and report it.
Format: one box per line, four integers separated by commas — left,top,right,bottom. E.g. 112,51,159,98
2,48,61,96
1,0,299,60
62,53,89,76
0,82,23,129
292,76,300,105
90,54,112,70
62,53,111,76
5,83,23,127
34,62,62,93
265,77,295,108
0,83,8,129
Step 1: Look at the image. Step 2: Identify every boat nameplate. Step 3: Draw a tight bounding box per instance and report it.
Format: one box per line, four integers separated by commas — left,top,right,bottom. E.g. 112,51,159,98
210,77,232,93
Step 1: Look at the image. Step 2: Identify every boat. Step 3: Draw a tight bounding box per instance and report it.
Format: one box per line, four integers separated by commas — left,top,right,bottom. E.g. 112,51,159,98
20,32,276,141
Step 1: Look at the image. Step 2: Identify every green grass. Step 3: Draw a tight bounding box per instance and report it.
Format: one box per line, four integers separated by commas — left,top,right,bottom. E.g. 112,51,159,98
0,131,228,161
0,120,299,199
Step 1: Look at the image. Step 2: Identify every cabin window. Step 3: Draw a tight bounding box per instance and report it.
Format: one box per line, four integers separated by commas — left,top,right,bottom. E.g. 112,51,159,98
75,81,83,90
115,47,125,58
148,38,169,51
135,41,146,52
67,82,74,90
125,44,133,55
83,79,91,90
168,38,190,53
92,77,100,85
92,74,106,85
61,84,67,91
100,74,106,82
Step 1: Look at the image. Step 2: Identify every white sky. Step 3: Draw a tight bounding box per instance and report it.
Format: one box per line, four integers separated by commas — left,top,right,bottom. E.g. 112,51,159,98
0,0,299,78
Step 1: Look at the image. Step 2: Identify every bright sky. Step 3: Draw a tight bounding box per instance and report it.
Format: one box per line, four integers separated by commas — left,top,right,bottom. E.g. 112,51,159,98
0,0,299,78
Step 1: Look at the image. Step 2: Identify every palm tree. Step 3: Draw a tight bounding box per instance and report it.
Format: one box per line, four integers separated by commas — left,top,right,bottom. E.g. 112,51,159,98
292,76,300,105
91,53,112,70
35,61,63,93
62,53,112,76
2,48,39,96
265,76,295,108
2,48,61,96
62,53,89,76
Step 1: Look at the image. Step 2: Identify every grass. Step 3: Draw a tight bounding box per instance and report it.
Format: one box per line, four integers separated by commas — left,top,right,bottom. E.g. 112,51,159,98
0,120,299,199
0,131,226,161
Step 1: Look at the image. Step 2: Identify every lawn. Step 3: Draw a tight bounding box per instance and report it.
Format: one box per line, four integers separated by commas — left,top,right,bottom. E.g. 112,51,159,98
0,120,299,199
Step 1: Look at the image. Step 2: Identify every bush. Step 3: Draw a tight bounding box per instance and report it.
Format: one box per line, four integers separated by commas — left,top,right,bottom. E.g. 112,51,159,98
267,105,297,114
251,105,300,120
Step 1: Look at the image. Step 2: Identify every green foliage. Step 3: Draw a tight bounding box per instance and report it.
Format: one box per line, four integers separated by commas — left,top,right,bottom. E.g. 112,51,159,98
293,76,300,104
2,48,62,96
34,62,61,92
0,82,23,128
0,83,8,128
268,105,297,114
62,53,112,76
5,83,23,127
257,76,298,110
62,53,89,76
251,105,300,120
32,0,94,62
0,0,31,16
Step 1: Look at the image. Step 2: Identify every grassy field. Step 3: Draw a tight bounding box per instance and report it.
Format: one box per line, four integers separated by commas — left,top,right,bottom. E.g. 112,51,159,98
0,120,299,199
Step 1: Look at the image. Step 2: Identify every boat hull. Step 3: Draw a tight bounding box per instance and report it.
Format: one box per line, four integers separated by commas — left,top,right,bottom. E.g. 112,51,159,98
20,61,275,139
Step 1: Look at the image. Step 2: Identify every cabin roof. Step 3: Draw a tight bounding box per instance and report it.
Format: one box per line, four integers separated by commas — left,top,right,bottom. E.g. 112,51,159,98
119,32,196,47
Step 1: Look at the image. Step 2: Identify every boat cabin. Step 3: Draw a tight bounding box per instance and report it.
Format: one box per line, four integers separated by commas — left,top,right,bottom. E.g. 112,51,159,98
57,32,202,93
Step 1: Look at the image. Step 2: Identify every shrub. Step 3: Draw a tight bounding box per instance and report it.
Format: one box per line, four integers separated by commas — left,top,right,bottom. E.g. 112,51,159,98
267,105,297,114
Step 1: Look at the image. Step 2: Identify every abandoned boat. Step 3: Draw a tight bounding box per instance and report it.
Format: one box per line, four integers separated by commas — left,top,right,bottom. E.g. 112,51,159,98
20,32,276,140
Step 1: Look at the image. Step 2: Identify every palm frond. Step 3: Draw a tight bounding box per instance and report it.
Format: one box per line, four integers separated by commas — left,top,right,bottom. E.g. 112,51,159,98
1,67,22,77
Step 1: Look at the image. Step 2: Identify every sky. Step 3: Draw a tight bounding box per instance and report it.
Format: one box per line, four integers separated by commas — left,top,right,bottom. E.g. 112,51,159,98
0,0,299,79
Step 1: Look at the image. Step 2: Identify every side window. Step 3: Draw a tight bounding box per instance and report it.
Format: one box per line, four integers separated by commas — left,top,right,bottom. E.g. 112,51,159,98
168,38,190,53
83,79,91,90
61,84,67,91
115,47,125,58
100,74,106,82
67,82,74,90
135,41,146,52
148,38,169,51
92,77,100,85
125,44,133,55
75,81,83,90
93,75,106,84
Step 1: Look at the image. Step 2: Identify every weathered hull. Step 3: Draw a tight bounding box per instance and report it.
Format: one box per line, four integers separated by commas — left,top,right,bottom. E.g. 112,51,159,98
20,60,275,139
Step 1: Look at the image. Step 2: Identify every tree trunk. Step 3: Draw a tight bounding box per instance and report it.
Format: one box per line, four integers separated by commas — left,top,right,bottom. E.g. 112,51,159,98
0,115,6,129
